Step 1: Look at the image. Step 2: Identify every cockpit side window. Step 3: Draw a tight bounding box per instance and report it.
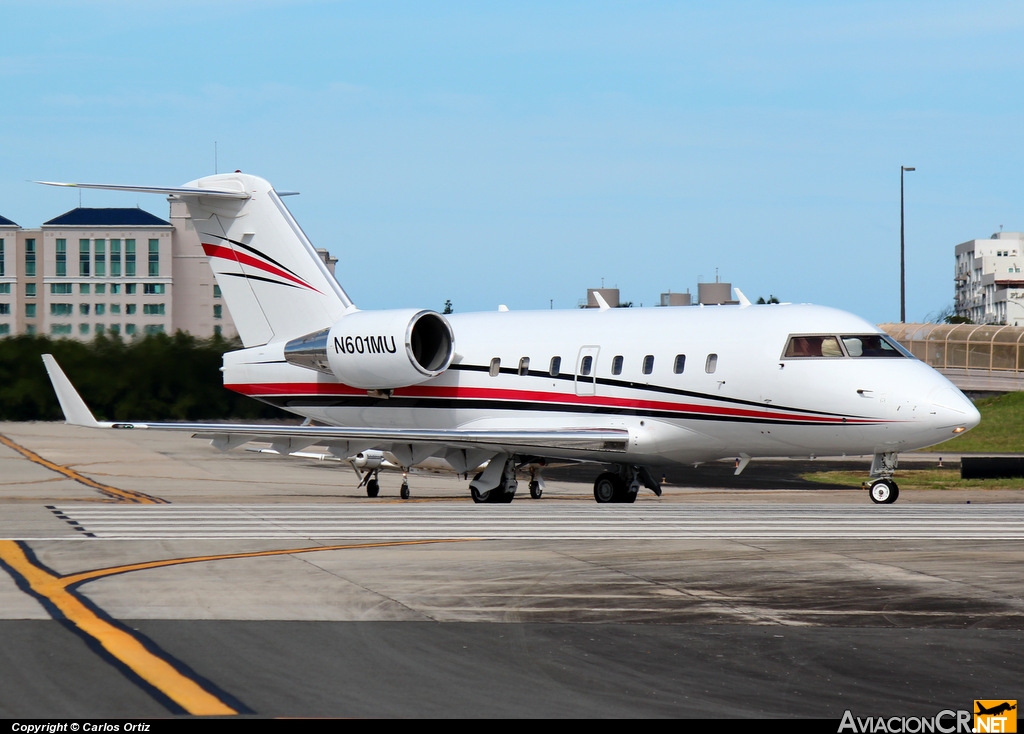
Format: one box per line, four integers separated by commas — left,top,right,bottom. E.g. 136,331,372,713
783,335,843,358
841,334,908,358
783,334,910,359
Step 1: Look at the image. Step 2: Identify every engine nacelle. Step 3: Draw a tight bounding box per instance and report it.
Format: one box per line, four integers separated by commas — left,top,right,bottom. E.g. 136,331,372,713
284,309,454,390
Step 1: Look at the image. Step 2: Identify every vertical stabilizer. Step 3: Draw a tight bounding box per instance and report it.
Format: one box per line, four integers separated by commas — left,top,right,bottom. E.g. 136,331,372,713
175,173,352,346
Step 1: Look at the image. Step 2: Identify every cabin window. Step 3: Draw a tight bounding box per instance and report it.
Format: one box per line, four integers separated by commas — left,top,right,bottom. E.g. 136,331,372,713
705,354,718,373
580,355,593,376
489,357,501,376
518,357,530,376
611,355,624,375
549,356,561,377
642,355,654,375
673,354,686,374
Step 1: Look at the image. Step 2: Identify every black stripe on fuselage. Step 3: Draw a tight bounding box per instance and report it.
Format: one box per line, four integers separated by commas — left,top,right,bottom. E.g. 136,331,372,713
251,394,874,427
445,363,855,420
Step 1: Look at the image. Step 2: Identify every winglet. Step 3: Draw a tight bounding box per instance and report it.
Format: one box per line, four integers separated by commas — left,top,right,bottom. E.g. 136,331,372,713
41,355,102,428
592,291,611,311
734,288,751,307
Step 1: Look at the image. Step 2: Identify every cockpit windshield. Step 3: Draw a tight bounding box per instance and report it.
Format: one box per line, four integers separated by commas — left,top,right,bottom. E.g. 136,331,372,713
783,334,910,359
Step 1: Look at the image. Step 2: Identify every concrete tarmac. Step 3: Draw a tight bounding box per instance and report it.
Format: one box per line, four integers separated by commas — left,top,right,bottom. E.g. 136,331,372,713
0,422,1021,718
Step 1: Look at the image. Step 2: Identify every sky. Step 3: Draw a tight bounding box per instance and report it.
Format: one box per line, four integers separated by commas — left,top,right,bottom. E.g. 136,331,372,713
2,0,1023,324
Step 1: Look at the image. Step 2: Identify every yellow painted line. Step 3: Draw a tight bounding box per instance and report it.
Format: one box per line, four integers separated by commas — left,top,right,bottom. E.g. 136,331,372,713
61,538,476,585
0,433,167,504
0,540,236,715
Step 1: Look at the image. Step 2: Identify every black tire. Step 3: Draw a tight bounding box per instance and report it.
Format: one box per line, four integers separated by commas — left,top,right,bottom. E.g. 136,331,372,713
470,486,490,503
366,479,380,498
869,479,898,504
594,473,618,503
529,480,543,499
400,483,410,500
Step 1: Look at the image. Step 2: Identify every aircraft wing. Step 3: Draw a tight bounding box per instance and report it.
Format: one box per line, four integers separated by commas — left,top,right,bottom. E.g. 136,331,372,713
41,355,629,463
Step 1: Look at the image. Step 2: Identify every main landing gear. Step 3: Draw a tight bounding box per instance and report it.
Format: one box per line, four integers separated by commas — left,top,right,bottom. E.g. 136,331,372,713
470,456,519,504
866,452,899,504
593,465,661,504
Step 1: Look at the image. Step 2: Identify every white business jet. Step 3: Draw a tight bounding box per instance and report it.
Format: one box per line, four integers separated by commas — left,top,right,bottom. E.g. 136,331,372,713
39,173,979,504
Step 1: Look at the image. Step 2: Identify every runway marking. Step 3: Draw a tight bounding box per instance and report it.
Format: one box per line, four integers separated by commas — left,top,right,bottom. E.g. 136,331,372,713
59,538,475,585
0,433,167,505
0,540,244,715
0,537,467,715
37,503,1024,540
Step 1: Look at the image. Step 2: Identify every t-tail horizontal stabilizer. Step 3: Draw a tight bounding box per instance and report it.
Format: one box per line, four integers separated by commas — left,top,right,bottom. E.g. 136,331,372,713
41,354,105,428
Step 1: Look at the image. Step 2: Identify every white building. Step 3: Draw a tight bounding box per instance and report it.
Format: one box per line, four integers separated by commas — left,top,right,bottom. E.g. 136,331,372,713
954,231,1024,326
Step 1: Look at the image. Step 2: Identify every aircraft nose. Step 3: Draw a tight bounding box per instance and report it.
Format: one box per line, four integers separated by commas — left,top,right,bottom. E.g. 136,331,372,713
928,386,981,433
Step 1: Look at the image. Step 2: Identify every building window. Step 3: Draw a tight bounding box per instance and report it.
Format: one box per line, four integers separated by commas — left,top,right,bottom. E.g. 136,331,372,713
95,284,105,295
213,304,222,319
143,283,165,295
0,324,9,335
144,324,164,335
95,304,105,316
0,284,8,295
148,239,159,277
673,354,686,374
56,239,66,277
80,283,90,294
94,239,105,277
110,239,121,277
79,239,90,276
79,324,89,335
213,285,222,298
25,304,36,318
50,303,73,316
109,324,120,335
143,303,165,315
0,238,4,276
642,355,654,375
126,304,137,315
25,239,36,277
125,323,136,336
0,304,9,315
125,239,136,277
95,324,104,335
50,283,72,295
25,283,36,298
110,284,120,294
110,304,121,315
80,304,90,316
126,283,136,294
50,324,72,335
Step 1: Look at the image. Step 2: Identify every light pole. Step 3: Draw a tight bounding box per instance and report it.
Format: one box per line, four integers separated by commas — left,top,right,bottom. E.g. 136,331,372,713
900,165,915,323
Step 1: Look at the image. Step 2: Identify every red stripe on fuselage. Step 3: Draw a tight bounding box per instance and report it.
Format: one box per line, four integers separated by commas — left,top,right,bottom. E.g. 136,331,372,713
224,381,887,425
202,243,322,294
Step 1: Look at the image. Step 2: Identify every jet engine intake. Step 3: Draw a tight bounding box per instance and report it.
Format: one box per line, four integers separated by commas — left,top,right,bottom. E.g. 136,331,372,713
284,309,454,390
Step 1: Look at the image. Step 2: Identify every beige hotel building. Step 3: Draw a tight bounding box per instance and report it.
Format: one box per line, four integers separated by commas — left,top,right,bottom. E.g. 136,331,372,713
0,200,237,340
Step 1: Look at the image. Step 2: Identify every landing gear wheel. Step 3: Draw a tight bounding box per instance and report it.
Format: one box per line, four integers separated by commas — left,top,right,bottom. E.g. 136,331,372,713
529,480,543,499
366,479,380,498
400,482,410,500
594,472,621,503
470,472,491,503
869,478,899,504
